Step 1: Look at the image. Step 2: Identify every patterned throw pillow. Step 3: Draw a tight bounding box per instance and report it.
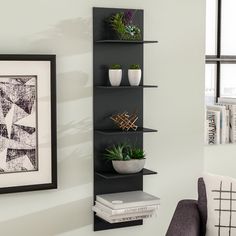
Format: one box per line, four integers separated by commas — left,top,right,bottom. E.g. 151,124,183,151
204,173,236,236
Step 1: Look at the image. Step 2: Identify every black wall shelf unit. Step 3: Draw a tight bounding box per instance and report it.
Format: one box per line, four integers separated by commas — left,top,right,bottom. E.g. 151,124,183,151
93,7,158,231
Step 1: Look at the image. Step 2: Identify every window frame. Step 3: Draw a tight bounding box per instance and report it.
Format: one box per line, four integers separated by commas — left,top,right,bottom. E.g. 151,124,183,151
206,0,236,101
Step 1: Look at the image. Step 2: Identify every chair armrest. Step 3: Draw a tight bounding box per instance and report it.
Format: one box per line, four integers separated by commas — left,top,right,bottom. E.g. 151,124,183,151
166,200,201,236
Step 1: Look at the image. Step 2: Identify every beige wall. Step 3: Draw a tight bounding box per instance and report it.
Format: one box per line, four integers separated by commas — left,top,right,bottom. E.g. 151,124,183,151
204,145,236,178
0,0,205,235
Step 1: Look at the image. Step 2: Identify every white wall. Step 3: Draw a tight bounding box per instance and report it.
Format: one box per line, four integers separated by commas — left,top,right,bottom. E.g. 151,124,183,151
0,0,205,235
204,145,236,178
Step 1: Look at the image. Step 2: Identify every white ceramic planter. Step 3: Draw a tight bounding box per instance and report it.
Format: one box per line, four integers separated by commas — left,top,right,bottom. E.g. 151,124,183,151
109,69,122,86
112,159,145,174
128,69,142,86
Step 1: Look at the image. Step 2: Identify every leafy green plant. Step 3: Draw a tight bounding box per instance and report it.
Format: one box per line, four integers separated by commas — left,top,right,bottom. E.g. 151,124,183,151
104,144,145,161
128,147,145,159
108,10,141,40
109,12,126,38
104,144,129,161
110,64,122,69
129,64,141,70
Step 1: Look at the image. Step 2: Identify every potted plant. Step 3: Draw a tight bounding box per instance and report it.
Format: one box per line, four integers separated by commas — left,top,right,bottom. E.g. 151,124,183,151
104,144,146,174
128,64,142,86
109,64,122,86
108,10,141,40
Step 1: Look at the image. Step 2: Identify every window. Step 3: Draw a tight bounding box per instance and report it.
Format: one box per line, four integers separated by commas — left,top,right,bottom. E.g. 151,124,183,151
205,0,236,104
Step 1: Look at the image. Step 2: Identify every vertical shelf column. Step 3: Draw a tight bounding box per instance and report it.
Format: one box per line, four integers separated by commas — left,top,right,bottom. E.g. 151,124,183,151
93,7,144,231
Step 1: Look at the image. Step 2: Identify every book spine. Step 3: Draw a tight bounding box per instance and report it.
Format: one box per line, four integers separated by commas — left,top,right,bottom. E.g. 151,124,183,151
221,109,227,144
93,205,158,219
227,105,236,143
96,212,155,224
226,109,230,143
96,196,159,209
95,201,159,215
207,111,217,144
207,105,227,144
232,106,236,143
216,111,221,144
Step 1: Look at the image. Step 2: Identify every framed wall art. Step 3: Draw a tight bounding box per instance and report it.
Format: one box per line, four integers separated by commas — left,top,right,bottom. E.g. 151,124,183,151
0,54,57,194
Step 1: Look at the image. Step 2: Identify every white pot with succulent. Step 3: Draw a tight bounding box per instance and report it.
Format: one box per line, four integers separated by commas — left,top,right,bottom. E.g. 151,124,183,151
105,144,146,174
128,64,142,86
109,64,122,86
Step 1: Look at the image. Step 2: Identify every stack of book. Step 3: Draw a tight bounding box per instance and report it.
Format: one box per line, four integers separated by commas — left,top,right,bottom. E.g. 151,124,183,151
205,97,236,144
92,191,160,224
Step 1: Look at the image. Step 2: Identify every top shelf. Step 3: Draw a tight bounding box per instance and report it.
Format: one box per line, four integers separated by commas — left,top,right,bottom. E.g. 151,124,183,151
95,40,158,44
95,85,158,89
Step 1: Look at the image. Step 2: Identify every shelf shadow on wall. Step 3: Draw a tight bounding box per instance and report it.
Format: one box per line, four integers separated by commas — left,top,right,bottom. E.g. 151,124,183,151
38,117,92,149
30,17,92,56
57,71,92,103
0,197,92,236
59,152,92,189
57,117,92,148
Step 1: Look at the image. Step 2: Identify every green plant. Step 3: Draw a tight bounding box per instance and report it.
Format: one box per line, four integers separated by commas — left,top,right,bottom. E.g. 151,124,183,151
109,12,126,38
104,144,145,161
128,147,145,159
110,64,122,70
129,64,140,70
104,144,130,161
108,10,141,40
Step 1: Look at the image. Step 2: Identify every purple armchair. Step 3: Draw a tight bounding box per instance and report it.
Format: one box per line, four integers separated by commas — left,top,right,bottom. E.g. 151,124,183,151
166,178,207,236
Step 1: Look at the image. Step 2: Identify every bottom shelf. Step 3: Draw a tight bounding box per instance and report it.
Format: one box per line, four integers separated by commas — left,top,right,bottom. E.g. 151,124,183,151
93,191,160,231
94,215,143,231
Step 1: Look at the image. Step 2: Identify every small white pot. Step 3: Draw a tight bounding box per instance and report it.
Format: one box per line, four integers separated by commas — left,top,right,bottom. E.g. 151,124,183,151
128,69,142,86
109,69,122,86
112,159,145,174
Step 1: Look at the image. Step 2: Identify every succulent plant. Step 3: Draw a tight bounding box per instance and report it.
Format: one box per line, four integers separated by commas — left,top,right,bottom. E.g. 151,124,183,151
110,64,122,69
129,64,141,69
104,144,145,161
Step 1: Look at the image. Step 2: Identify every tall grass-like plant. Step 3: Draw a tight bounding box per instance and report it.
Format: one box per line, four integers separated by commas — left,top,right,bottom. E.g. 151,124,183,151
104,144,130,161
108,10,141,40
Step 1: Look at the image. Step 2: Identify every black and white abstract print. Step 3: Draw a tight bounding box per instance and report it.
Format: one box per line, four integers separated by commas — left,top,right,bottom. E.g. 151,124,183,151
0,76,37,174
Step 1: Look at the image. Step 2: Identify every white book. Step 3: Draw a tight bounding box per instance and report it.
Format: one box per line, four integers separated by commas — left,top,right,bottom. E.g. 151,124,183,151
96,191,160,209
218,98,236,143
226,109,230,143
206,110,220,145
96,212,155,224
94,201,159,215
204,108,209,145
92,205,157,220
207,105,227,144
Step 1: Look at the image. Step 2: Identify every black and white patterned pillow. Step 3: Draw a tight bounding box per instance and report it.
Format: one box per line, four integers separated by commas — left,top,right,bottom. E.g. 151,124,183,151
204,173,236,236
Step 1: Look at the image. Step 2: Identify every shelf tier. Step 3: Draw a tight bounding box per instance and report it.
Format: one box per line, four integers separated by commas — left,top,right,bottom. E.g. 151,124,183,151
94,215,142,231
95,40,158,44
95,168,157,179
95,127,158,135
95,85,158,89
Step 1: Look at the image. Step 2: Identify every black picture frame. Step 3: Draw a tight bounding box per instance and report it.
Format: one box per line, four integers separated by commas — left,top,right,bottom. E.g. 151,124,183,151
0,54,57,194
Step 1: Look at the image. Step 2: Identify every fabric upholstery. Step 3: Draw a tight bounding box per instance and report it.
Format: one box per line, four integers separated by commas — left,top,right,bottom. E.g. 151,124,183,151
198,177,207,235
166,200,201,236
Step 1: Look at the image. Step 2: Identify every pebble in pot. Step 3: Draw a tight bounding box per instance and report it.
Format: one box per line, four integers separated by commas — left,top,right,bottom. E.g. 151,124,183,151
128,64,142,86
109,64,122,86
